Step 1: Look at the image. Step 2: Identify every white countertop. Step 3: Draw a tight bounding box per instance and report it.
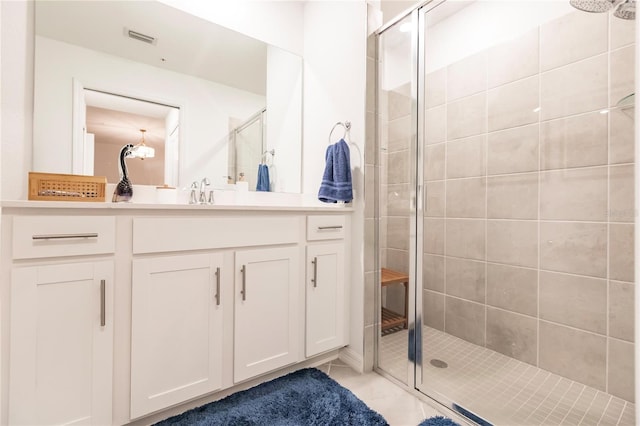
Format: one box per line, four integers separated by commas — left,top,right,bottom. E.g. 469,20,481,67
2,190,354,212
1,200,353,212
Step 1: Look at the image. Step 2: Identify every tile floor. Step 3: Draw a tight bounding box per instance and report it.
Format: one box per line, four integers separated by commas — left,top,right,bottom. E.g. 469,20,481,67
378,327,636,426
318,358,467,426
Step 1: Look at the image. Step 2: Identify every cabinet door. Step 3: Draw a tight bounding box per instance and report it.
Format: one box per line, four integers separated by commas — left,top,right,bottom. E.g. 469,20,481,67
130,253,224,419
234,247,299,383
306,243,345,357
9,261,114,426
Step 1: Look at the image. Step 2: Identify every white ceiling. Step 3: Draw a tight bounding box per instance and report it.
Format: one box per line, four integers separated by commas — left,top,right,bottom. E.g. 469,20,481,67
35,0,268,95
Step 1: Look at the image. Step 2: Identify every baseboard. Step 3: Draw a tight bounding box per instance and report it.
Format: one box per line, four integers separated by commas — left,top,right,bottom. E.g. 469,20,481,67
338,346,363,373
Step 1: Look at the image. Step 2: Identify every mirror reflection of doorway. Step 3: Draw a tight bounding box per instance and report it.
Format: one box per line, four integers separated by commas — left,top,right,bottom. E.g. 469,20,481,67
78,88,180,186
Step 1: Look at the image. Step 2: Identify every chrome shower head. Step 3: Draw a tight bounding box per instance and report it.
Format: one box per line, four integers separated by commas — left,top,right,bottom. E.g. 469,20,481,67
614,0,635,19
570,0,617,12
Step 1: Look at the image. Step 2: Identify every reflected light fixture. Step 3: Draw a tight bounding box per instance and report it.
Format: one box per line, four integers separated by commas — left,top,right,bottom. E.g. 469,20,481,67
112,129,156,202
130,129,155,159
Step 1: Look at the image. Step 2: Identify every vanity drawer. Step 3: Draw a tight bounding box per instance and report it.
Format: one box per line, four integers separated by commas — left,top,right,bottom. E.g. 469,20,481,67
12,216,116,260
133,216,302,254
306,215,345,241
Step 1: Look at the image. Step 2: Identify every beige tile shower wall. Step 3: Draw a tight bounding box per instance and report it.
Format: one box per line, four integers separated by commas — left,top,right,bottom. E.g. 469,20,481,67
422,10,635,403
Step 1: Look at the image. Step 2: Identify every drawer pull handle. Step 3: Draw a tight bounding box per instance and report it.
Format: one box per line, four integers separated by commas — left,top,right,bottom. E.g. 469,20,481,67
32,233,99,240
100,279,106,327
311,257,318,288
215,267,221,306
241,265,247,301
317,226,342,230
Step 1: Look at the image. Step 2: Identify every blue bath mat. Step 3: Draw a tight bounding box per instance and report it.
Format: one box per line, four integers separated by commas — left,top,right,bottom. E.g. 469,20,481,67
154,367,388,425
418,416,461,426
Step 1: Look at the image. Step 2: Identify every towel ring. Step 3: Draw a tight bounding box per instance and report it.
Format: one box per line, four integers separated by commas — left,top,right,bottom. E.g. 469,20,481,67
261,149,275,165
328,121,351,144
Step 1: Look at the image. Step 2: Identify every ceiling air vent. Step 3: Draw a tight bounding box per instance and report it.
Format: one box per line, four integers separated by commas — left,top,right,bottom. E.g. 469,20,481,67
125,28,157,45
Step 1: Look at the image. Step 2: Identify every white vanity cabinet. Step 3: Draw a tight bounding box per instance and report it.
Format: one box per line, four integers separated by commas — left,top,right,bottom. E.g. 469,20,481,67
130,253,224,419
7,216,115,426
234,247,300,383
1,206,351,426
130,215,304,413
305,216,347,357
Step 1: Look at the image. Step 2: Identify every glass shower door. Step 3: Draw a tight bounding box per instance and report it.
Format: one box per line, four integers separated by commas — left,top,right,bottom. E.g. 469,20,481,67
416,2,636,425
376,11,417,387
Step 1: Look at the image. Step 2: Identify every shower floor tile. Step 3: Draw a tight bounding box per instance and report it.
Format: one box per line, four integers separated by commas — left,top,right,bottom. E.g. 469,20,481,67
379,327,635,426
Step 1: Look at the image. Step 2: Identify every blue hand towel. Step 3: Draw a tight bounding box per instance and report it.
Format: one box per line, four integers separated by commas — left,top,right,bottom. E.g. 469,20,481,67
256,164,270,192
318,138,353,203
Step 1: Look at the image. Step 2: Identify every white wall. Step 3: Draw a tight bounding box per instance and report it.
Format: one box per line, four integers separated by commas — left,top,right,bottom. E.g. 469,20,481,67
382,0,575,91
33,36,265,191
303,0,368,367
158,0,305,56
0,3,3,424
635,21,639,426
1,1,33,201
266,45,302,193
425,0,574,73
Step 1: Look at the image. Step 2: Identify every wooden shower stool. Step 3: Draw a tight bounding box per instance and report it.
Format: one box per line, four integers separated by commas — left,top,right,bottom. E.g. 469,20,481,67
381,268,409,332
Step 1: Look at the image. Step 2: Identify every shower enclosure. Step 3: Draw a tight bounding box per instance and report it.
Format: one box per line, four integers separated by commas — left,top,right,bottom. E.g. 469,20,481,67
228,108,267,189
374,1,636,424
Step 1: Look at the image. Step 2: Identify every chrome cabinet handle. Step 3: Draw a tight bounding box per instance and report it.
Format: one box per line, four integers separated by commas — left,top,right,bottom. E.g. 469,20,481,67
100,279,106,327
241,265,246,301
311,257,318,288
214,267,221,306
317,226,342,230
33,233,98,240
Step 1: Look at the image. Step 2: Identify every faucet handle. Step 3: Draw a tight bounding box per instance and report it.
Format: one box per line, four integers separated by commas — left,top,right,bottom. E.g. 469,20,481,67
207,190,214,204
189,181,198,204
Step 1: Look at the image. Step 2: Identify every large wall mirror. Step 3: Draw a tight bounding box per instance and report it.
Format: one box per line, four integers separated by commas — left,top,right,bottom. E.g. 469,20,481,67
32,0,302,193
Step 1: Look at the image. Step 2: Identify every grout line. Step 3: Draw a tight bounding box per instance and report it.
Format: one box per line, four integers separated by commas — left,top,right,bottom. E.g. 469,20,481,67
523,374,562,423
540,379,577,424
615,401,627,426
595,394,614,425
577,388,600,425
558,383,587,425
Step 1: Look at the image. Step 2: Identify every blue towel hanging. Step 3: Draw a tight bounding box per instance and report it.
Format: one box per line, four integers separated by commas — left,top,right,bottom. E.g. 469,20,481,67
256,164,270,192
318,138,353,203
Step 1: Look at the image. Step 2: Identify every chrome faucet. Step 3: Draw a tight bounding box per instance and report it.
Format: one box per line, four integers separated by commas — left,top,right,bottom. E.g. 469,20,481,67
199,177,210,204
